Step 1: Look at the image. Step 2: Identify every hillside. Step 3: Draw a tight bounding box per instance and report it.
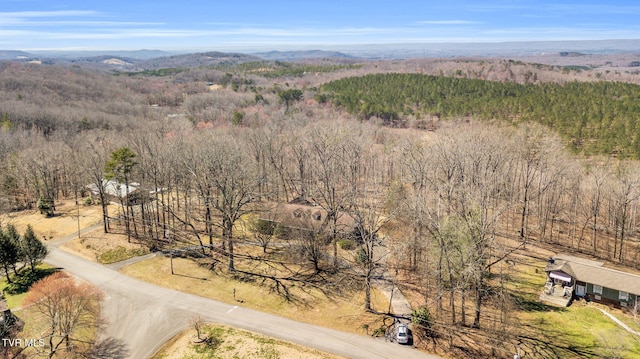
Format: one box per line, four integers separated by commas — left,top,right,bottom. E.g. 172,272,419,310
134,51,262,70
320,73,640,158
252,50,355,61
0,50,35,60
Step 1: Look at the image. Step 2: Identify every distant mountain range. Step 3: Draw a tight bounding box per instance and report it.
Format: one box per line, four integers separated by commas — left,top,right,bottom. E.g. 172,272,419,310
1,39,639,68
0,50,35,60
334,39,640,59
252,50,354,60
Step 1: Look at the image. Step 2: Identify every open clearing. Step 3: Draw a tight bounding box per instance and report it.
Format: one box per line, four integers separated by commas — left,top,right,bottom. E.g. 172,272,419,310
0,199,113,239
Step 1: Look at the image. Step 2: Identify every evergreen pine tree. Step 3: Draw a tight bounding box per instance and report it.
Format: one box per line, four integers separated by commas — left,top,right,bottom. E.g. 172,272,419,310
19,225,48,271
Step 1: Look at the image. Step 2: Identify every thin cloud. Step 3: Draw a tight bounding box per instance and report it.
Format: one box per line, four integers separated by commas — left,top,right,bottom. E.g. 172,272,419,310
25,29,207,40
469,3,640,15
0,10,98,21
0,10,97,18
418,20,480,25
15,20,164,26
0,10,100,26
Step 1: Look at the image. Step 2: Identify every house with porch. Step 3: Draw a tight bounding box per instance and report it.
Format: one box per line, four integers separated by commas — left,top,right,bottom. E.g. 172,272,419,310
541,254,640,309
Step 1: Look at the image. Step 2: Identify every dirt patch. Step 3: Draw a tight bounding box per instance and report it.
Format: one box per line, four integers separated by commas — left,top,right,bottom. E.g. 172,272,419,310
152,324,344,359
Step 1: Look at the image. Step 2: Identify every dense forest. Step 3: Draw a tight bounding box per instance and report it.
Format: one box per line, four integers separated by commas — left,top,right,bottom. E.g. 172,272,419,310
3,54,640,357
321,73,640,158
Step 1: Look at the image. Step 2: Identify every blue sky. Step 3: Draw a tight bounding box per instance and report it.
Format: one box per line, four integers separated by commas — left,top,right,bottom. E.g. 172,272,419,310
2,0,640,51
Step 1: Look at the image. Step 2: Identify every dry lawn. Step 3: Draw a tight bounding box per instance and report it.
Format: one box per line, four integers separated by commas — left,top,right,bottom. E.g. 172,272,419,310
121,256,391,335
153,324,344,359
61,228,148,263
12,278,99,358
0,199,115,240
0,199,148,264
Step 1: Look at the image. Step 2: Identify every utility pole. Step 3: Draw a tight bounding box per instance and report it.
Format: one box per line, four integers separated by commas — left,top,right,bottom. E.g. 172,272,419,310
76,192,81,239
168,230,174,275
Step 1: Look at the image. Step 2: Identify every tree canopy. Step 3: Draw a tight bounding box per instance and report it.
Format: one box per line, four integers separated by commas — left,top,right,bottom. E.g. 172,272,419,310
104,147,137,182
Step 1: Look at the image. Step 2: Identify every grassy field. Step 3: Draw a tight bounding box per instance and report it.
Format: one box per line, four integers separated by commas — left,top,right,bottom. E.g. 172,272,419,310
152,324,344,359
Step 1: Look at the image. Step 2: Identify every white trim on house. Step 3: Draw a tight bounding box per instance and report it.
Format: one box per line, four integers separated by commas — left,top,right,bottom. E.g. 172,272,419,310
550,271,572,282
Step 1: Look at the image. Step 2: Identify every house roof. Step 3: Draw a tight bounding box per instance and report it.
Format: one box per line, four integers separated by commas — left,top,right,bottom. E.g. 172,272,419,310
546,254,640,295
86,179,140,198
259,201,355,232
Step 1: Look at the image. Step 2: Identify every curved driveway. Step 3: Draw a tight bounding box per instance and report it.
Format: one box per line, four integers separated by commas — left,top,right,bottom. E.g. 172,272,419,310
45,244,440,359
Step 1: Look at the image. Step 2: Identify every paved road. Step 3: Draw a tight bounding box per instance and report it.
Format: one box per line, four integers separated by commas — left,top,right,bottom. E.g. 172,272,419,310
45,246,441,359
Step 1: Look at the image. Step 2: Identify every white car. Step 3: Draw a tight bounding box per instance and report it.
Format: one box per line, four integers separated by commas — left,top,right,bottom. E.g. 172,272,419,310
396,323,411,344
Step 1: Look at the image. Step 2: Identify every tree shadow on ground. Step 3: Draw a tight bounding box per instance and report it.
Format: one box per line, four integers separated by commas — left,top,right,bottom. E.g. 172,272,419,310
511,293,566,312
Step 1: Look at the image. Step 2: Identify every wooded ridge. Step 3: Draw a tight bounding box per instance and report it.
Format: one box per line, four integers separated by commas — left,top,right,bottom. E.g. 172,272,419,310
321,73,640,158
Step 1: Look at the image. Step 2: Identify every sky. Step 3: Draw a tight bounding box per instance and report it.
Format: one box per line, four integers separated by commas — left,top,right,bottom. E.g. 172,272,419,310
2,0,640,51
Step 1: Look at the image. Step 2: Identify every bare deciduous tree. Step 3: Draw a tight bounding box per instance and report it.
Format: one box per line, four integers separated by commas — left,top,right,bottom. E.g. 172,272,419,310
25,272,102,358
201,132,263,271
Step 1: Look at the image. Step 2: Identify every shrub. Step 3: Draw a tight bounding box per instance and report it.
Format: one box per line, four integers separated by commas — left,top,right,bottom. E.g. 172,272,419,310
372,326,386,337
338,239,355,250
252,219,277,235
355,247,368,265
411,306,434,337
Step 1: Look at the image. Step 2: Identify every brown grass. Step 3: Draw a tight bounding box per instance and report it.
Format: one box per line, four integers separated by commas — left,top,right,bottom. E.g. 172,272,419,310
121,256,390,335
152,324,345,359
0,199,117,240
62,228,149,263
